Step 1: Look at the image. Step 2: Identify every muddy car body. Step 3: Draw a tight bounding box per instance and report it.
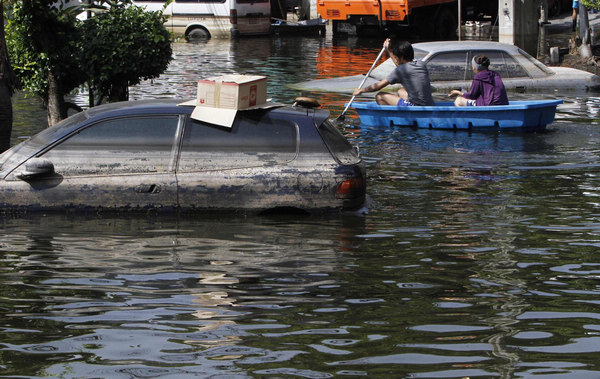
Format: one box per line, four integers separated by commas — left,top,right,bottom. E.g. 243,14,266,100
0,100,366,214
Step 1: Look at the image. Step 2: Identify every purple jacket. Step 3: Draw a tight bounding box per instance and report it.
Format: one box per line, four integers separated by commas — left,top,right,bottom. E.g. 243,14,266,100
463,70,509,106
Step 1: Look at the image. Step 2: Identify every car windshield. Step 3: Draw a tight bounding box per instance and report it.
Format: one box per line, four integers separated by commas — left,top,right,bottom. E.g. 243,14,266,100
517,48,554,75
414,47,428,60
0,111,89,176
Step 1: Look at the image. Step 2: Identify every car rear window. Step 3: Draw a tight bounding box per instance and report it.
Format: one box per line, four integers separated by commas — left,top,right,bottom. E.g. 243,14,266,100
427,51,469,82
317,119,361,166
177,115,298,172
466,50,529,79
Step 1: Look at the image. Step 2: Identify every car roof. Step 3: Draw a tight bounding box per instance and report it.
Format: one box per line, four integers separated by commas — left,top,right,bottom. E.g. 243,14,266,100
83,99,330,119
84,99,190,119
53,99,331,140
413,41,522,55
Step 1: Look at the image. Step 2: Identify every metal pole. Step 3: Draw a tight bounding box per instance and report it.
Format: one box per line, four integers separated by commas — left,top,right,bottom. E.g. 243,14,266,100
579,2,589,41
538,0,549,62
458,0,462,41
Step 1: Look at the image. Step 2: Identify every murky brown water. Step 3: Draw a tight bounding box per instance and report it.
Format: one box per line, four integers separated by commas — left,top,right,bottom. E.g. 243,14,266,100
3,32,600,377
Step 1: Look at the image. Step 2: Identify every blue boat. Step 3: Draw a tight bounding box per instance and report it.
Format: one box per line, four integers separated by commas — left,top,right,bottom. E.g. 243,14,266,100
349,100,563,131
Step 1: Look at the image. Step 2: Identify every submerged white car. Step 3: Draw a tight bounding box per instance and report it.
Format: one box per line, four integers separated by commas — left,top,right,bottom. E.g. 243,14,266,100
291,41,600,94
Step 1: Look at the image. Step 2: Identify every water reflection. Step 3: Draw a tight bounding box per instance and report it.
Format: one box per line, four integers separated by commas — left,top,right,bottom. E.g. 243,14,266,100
1,214,365,376
3,33,600,377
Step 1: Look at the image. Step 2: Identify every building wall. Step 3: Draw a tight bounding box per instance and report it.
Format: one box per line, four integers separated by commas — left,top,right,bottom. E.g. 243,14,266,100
499,0,540,55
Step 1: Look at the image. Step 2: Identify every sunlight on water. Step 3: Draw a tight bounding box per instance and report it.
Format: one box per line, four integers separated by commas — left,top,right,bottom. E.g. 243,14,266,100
4,32,600,377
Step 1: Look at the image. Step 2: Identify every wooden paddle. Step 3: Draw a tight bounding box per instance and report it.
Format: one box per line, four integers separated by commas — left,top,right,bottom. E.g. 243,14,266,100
336,46,386,121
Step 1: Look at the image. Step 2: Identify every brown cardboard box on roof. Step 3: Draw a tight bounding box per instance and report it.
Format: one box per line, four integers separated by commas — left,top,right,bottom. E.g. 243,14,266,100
179,74,276,128
196,74,267,109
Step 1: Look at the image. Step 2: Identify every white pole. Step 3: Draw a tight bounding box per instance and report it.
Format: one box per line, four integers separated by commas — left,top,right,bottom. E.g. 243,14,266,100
458,0,462,40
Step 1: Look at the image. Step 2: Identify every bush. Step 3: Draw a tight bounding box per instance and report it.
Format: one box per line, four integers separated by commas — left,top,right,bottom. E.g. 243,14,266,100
7,0,172,116
78,4,172,102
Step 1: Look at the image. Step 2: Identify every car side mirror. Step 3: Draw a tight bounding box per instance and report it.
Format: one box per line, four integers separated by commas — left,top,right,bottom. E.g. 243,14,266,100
16,158,55,181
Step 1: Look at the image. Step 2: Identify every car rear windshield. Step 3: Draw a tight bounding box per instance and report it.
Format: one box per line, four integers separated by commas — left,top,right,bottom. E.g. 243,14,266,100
317,120,361,166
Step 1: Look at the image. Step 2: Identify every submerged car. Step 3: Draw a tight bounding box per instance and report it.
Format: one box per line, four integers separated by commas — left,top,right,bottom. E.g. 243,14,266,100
291,41,600,94
0,100,366,214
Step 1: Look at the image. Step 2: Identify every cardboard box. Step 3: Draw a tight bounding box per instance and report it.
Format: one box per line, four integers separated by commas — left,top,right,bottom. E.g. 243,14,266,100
196,74,267,110
179,74,279,128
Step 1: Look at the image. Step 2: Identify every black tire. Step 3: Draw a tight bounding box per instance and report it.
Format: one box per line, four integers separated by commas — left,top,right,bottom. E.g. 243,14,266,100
549,0,561,17
434,8,457,40
412,12,432,40
186,27,210,42
356,25,380,38
332,20,342,35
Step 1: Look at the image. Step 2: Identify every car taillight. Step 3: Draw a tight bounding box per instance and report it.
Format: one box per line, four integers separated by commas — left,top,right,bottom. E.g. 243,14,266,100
230,10,238,24
336,177,365,199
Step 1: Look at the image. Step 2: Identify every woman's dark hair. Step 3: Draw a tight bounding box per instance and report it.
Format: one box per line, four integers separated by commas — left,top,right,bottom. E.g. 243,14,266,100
390,39,414,61
473,55,490,67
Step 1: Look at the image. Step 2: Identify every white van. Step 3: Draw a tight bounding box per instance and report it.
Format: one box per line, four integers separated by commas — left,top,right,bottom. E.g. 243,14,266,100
133,0,271,40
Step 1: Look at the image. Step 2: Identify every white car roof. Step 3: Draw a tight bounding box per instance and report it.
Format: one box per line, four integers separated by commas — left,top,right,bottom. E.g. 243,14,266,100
413,41,523,55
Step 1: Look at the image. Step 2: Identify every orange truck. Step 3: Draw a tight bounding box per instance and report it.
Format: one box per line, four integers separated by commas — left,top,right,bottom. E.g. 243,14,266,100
317,0,497,39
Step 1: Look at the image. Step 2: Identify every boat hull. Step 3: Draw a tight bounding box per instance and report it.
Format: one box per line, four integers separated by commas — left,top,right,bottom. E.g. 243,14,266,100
349,100,563,131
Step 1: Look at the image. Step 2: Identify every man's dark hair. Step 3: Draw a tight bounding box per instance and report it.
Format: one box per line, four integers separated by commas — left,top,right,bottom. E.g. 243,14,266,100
390,39,414,61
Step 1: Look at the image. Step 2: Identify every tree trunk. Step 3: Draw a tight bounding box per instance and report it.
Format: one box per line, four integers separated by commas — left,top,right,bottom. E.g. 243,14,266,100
47,71,67,127
109,83,129,103
579,3,593,58
0,0,17,152
0,80,12,152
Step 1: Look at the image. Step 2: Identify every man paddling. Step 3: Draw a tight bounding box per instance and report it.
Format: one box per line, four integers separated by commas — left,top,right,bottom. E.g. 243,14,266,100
352,38,435,107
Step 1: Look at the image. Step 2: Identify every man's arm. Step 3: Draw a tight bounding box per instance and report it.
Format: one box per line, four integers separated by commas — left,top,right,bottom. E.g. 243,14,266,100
353,79,390,96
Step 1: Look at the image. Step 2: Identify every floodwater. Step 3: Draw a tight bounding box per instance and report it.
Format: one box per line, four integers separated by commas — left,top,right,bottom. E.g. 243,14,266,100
2,33,600,378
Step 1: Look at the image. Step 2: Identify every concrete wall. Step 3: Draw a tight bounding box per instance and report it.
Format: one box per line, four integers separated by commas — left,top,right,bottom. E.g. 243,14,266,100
499,0,540,56
311,0,319,19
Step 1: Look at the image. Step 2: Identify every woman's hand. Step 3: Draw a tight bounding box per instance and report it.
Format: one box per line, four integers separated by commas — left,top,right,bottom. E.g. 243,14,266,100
448,89,463,97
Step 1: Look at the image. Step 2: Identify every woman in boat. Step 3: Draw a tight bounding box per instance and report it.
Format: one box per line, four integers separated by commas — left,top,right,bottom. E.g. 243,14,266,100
449,55,509,107
352,38,434,106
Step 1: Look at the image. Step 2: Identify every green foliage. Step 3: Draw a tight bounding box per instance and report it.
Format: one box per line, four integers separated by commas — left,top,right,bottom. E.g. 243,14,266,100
6,0,172,106
6,0,85,101
581,0,600,9
77,3,172,101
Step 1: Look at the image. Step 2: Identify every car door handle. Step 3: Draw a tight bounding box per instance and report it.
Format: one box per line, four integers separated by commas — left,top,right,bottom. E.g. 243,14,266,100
135,184,161,194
